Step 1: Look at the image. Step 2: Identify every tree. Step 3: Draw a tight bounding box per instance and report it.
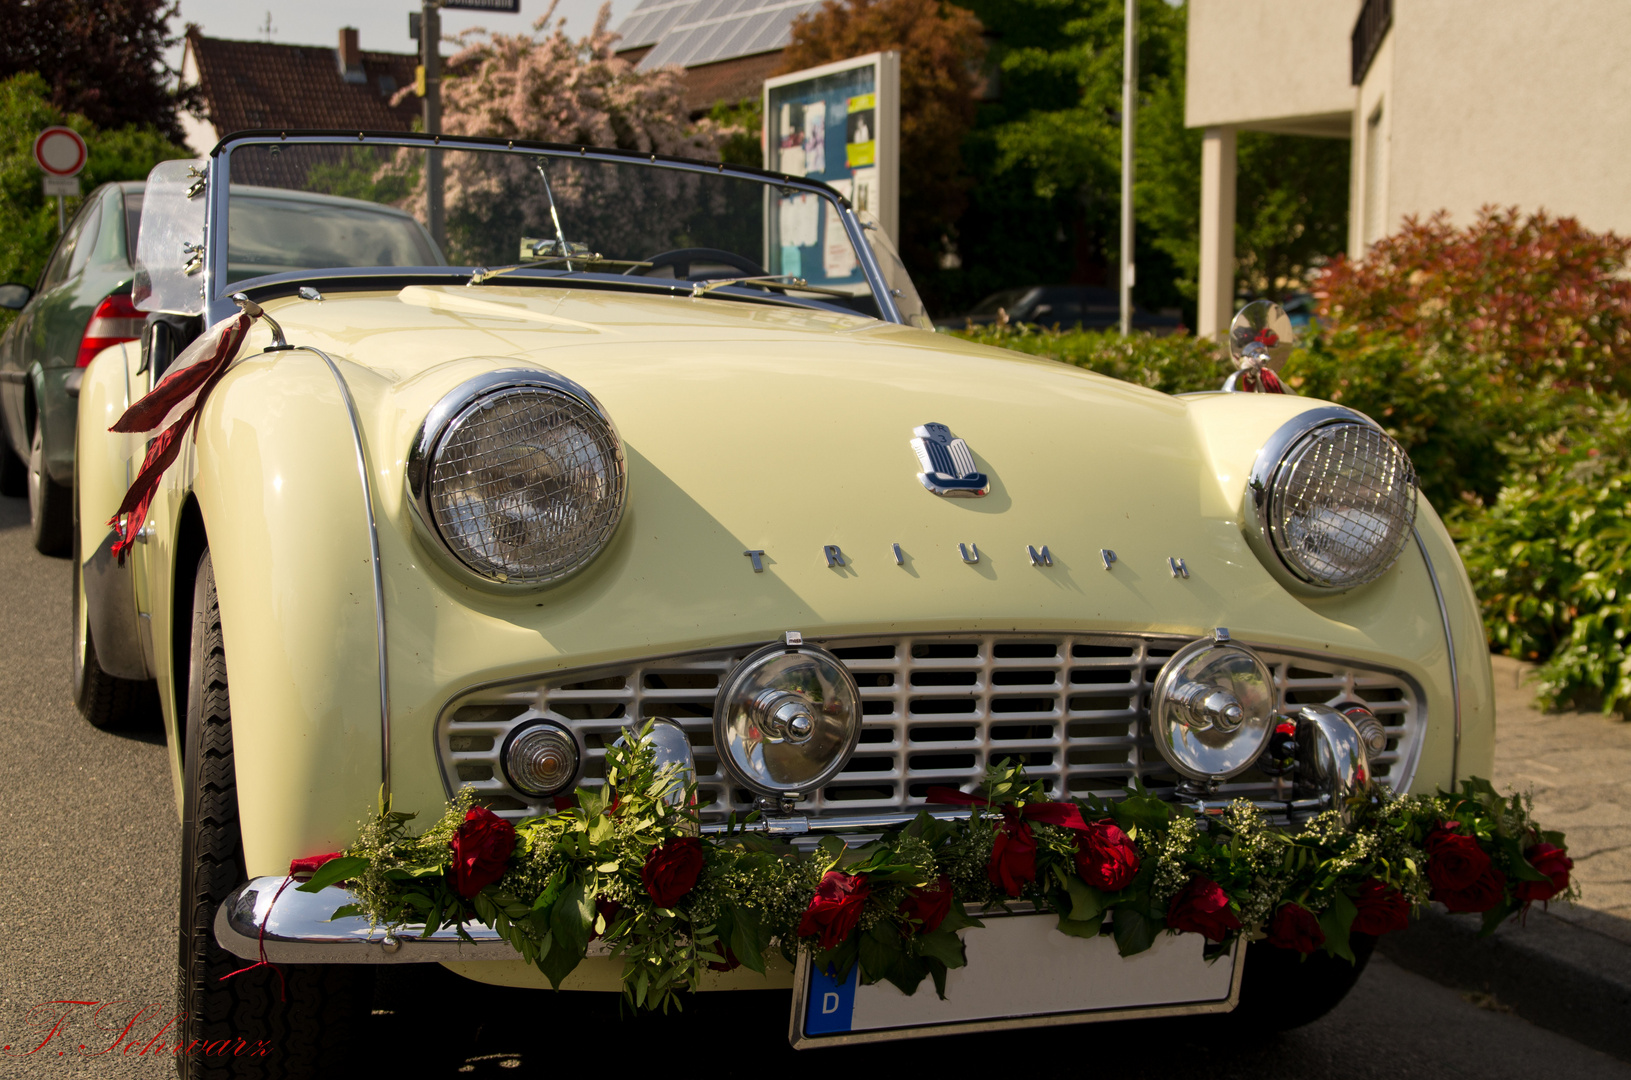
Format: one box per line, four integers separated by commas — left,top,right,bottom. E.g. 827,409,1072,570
0,72,187,327
941,0,1347,322
779,0,987,294
439,5,724,156
0,0,191,143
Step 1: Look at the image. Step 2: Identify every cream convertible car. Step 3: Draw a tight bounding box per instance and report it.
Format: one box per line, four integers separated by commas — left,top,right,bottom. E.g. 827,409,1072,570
76,133,1488,1069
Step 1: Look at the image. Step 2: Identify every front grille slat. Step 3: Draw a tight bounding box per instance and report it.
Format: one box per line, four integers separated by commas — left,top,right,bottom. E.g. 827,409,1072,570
436,633,1426,821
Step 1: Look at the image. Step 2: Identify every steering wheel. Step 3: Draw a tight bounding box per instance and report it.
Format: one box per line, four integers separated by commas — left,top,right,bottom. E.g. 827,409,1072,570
628,247,765,281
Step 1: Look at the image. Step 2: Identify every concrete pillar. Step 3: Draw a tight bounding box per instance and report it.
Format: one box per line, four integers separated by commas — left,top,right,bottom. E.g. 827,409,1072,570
1197,126,1237,340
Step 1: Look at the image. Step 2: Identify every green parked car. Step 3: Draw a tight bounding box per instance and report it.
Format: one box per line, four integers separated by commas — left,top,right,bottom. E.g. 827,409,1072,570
0,181,146,554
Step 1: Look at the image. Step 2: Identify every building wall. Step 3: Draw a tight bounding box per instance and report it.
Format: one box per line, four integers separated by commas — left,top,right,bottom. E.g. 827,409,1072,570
1359,0,1631,249
1185,0,1358,135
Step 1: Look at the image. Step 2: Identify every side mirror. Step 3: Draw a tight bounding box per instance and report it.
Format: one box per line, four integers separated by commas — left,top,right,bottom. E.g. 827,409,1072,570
1225,300,1294,393
0,283,32,310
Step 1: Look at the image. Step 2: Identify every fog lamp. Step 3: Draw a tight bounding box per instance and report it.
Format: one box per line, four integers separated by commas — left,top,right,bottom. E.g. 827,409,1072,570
502,721,580,797
1150,632,1276,783
714,640,861,799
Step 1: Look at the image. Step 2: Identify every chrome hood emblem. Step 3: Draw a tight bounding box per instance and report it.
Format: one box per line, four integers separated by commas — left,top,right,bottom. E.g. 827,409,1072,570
910,422,990,498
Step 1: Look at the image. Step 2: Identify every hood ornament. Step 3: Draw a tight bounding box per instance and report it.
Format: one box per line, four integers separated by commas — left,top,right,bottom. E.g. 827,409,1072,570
910,422,989,498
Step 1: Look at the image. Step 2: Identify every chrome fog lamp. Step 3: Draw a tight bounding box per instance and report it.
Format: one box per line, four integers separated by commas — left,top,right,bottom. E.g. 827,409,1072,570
1150,631,1276,784
407,369,627,588
713,640,862,800
1244,407,1417,592
1290,704,1375,824
612,718,697,812
502,721,581,797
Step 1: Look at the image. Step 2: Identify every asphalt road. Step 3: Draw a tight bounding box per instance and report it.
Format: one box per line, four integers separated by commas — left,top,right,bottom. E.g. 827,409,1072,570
1,489,1626,1080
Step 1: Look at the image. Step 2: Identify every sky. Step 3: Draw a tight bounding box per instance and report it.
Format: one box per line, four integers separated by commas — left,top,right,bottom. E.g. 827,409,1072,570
171,0,638,62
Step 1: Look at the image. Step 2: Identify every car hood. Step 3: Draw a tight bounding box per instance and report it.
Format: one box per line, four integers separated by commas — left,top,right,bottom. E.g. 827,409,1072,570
232,285,1437,664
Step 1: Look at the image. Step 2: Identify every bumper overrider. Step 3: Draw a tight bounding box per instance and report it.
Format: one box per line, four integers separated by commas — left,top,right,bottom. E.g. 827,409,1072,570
215,631,1574,1047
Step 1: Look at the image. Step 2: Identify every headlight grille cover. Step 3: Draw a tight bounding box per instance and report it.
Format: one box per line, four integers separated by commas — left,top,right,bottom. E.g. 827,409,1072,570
1265,421,1416,589
428,385,625,585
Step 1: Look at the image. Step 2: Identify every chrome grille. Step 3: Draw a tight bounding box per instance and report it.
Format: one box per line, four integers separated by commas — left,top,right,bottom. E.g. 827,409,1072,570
435,633,1425,822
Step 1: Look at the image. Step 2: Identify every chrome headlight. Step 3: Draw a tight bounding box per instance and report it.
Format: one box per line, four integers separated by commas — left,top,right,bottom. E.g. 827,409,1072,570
1244,407,1417,592
714,641,862,800
1150,632,1276,782
407,369,626,588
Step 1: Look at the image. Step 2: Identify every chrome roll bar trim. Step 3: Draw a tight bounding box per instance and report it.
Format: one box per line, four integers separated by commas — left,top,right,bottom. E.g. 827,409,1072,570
1413,525,1462,787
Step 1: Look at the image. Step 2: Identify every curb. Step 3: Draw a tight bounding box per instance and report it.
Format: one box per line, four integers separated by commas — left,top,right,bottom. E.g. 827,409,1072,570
1377,904,1631,1061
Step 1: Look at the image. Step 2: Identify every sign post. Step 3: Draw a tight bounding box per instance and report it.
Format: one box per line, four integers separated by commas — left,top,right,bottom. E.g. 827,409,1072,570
415,0,520,250
762,52,900,293
33,126,87,235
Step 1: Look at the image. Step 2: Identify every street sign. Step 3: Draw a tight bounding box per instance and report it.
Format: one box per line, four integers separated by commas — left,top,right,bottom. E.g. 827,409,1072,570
33,127,86,178
42,176,79,197
440,0,520,9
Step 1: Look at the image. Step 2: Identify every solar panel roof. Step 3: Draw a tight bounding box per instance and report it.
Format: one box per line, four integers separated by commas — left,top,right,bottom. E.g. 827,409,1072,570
615,0,818,69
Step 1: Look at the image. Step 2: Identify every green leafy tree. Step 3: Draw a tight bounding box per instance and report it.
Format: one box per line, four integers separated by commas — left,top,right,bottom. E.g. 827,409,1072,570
0,72,187,327
942,0,1347,321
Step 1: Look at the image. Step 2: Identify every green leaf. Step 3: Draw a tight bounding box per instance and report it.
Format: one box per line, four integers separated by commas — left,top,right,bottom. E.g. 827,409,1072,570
1478,899,1519,937
938,902,983,934
1112,908,1158,957
1064,878,1107,923
727,905,770,976
328,903,362,920
1318,891,1358,963
294,856,369,893
914,929,968,970
538,879,594,988
1056,912,1106,939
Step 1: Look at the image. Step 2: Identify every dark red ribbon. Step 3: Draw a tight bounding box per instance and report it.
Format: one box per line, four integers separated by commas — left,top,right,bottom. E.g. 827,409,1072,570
925,786,1089,831
220,851,344,1001
106,311,252,562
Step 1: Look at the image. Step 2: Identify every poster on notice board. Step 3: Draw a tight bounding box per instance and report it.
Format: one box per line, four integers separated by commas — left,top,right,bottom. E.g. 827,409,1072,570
763,52,899,290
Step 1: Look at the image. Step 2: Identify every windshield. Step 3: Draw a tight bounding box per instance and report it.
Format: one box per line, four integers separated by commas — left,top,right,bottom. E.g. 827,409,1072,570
208,137,919,322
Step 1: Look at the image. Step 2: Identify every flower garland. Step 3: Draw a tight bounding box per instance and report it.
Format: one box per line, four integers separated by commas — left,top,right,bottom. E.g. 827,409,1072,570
294,723,1574,1010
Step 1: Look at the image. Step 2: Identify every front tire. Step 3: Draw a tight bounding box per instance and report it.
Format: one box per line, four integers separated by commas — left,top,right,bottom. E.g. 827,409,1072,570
176,550,371,1079
28,411,71,554
1231,932,1376,1030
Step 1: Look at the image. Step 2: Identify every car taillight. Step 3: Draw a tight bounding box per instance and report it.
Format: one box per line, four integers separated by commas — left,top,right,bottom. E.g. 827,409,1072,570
77,292,145,367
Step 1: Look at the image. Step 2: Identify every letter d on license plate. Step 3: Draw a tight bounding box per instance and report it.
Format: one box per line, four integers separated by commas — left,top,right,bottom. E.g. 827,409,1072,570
789,912,1243,1048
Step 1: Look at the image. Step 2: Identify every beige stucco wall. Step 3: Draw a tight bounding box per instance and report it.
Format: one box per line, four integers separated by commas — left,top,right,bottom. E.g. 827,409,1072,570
1185,0,1359,135
1361,0,1631,248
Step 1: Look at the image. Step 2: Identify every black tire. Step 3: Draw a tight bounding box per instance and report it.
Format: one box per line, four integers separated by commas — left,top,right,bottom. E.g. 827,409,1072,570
177,550,372,1079
28,412,71,554
1231,931,1376,1031
0,408,24,497
70,482,155,728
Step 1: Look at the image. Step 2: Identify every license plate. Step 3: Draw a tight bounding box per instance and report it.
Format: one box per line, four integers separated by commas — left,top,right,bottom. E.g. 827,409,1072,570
789,912,1243,1048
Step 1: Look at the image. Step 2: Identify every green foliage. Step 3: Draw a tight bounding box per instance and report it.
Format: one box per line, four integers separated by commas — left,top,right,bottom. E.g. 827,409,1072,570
706,97,763,168
0,72,186,326
326,752,1569,1008
950,322,1227,394
1455,405,1631,714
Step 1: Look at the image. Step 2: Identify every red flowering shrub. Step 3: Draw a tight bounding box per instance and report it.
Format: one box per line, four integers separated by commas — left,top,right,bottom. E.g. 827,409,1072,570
1316,208,1631,395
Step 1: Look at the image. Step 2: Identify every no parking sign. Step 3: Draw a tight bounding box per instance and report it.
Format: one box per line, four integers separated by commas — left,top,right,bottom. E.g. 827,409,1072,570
34,126,86,228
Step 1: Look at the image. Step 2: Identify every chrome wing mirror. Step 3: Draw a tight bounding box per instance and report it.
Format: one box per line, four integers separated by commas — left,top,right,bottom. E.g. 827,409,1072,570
1223,300,1294,393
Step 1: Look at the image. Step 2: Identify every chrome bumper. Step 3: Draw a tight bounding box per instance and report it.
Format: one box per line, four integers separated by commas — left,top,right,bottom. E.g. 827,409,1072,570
214,878,612,965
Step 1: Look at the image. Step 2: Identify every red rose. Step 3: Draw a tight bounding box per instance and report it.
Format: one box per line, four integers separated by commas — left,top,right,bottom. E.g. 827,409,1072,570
1352,878,1411,936
1434,866,1507,913
988,815,1037,898
897,876,954,933
449,806,516,899
1266,902,1326,953
798,871,871,950
1074,820,1140,892
1514,843,1573,903
288,852,344,878
642,836,705,908
1425,824,1491,892
1166,877,1241,943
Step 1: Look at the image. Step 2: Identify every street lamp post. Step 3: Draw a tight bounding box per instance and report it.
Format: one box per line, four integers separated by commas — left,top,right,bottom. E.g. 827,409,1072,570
1119,0,1137,336
422,0,444,249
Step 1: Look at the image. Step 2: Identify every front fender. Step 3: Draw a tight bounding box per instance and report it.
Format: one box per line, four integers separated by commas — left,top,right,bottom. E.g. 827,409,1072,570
192,349,384,878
